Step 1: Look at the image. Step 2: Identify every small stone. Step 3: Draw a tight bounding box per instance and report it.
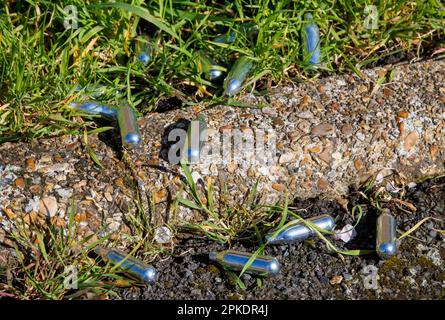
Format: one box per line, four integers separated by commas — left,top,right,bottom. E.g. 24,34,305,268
341,124,353,136
44,183,54,193
219,124,232,133
54,154,64,162
299,95,312,107
297,120,310,134
311,123,335,136
279,152,295,164
354,159,364,171
430,144,439,161
25,158,36,171
14,177,25,188
429,230,437,239
73,180,87,189
24,211,43,225
147,158,159,166
343,273,353,281
56,188,73,199
383,87,393,97
25,197,40,213
276,141,285,150
104,192,113,202
319,276,330,285
403,131,418,152
29,184,41,194
262,107,278,117
2,208,17,220
154,226,172,244
332,152,342,161
39,155,52,163
308,145,322,154
356,132,366,141
317,178,329,190
331,101,340,110
300,154,312,167
272,183,285,192
190,289,201,296
50,216,65,228
74,212,87,222
272,117,285,126
154,189,167,204
317,148,333,165
114,178,125,189
397,111,409,118
298,111,314,119
318,85,326,93
377,68,387,78
247,167,256,178
358,85,368,93
227,161,238,173
39,197,58,217
192,171,203,183
330,275,343,285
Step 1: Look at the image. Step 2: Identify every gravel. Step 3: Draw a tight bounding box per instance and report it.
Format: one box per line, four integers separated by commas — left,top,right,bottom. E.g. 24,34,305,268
113,175,445,300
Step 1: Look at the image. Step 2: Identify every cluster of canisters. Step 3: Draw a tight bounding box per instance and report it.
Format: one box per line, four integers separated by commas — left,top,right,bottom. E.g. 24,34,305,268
195,12,322,96
94,212,397,284
68,14,397,285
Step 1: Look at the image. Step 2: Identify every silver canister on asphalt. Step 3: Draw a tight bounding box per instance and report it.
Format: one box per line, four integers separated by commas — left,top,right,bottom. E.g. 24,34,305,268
265,214,335,244
94,247,157,284
376,211,397,259
209,250,281,276
117,101,142,148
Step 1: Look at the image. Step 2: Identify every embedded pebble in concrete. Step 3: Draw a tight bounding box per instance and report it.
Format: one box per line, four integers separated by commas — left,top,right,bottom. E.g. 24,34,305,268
0,135,137,241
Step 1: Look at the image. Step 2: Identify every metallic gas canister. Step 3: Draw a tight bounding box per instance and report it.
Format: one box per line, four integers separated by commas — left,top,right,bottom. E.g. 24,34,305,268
94,247,157,284
302,13,321,69
196,51,225,81
117,101,142,148
209,250,280,276
223,56,253,96
376,211,397,259
136,34,153,65
266,214,335,244
181,115,207,163
69,101,118,120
